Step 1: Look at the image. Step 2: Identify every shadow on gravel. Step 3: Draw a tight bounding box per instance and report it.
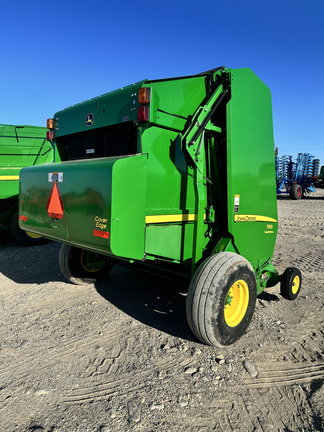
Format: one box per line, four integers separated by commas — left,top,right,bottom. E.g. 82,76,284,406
277,194,324,201
0,239,65,284
258,291,280,302
303,195,324,200
276,195,291,200
95,265,196,342
0,233,196,342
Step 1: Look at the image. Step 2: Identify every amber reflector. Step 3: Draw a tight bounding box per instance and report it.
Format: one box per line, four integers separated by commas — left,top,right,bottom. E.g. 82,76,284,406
139,88,150,104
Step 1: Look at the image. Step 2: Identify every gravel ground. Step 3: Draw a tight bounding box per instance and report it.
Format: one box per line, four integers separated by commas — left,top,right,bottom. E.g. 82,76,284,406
0,189,323,432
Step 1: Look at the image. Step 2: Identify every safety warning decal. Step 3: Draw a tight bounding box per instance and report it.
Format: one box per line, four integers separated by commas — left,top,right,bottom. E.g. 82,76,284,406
47,182,64,219
234,194,240,213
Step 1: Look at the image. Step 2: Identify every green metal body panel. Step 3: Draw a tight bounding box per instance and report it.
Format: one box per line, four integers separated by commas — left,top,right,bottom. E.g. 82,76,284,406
0,124,57,200
54,82,146,138
148,77,206,131
226,69,278,268
19,67,278,285
0,124,59,226
145,224,195,262
319,166,324,179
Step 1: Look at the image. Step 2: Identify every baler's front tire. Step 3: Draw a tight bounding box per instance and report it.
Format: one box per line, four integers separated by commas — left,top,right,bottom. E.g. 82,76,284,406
186,252,257,347
280,267,301,300
59,244,113,285
289,184,303,200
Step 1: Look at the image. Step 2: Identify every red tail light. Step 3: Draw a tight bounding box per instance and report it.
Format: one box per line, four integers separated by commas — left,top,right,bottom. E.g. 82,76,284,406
138,105,149,122
46,131,54,141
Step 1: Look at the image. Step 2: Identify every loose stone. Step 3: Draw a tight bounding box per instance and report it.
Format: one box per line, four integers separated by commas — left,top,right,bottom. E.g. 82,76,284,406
150,402,165,411
34,389,49,396
127,400,141,422
216,355,225,365
178,396,189,407
162,344,170,350
212,376,221,385
184,366,197,375
107,407,117,418
243,360,258,378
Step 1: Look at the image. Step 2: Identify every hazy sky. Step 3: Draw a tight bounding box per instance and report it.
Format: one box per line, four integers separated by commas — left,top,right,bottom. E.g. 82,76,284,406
1,0,323,164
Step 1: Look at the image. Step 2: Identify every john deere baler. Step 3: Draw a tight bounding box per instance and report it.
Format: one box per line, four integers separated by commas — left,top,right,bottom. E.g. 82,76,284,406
19,67,301,346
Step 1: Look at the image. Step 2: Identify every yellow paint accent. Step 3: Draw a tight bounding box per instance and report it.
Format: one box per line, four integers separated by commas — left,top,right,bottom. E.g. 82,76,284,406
234,214,277,223
145,213,205,224
0,175,19,180
292,275,300,295
26,231,43,239
80,250,103,273
224,280,249,327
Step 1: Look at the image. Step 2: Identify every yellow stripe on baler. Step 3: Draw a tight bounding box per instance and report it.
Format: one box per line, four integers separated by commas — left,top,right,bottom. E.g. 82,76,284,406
146,214,198,224
0,176,19,180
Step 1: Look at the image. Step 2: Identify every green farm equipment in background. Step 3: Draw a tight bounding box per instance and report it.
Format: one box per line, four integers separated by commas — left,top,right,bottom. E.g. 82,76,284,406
314,165,324,188
19,67,301,346
0,124,59,244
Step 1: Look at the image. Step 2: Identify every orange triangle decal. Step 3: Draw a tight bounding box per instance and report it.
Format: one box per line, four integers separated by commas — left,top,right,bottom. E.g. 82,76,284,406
47,183,64,219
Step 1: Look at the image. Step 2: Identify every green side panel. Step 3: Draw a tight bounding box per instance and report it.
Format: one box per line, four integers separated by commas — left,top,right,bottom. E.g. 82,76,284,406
145,223,194,261
148,77,206,131
0,124,58,200
110,155,146,260
226,69,278,267
54,81,146,137
19,155,146,260
19,159,114,251
141,126,196,216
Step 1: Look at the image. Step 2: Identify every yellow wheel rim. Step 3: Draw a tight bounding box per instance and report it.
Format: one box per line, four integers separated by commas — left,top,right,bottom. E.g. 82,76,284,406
26,231,43,239
292,275,300,295
224,280,249,327
80,251,104,273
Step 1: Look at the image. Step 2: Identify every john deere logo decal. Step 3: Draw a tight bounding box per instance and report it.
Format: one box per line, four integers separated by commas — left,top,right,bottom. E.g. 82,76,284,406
86,113,94,127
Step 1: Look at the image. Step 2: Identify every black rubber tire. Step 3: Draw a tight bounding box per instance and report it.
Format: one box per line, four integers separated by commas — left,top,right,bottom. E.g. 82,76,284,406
289,184,303,200
10,211,47,246
186,252,257,347
59,244,113,285
280,267,302,300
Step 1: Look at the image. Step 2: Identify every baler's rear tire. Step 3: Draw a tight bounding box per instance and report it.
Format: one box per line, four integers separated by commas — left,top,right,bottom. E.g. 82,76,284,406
10,210,46,246
186,252,257,347
280,267,302,300
59,244,113,285
289,184,303,200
